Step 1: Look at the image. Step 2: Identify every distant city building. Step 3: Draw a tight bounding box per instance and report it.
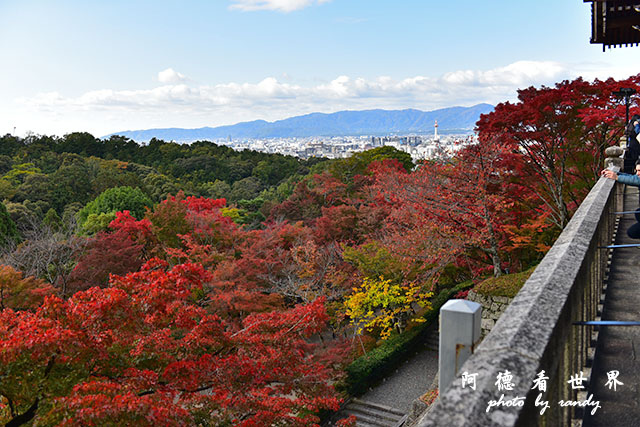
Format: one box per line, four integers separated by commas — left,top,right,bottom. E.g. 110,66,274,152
202,131,472,162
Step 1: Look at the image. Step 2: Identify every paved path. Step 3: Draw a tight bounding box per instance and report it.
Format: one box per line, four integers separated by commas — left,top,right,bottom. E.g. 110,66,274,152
360,338,438,413
583,186,640,426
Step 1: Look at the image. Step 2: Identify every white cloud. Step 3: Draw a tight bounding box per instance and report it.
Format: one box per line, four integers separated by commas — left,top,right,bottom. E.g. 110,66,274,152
158,68,188,84
441,61,566,87
229,0,331,13
15,60,614,136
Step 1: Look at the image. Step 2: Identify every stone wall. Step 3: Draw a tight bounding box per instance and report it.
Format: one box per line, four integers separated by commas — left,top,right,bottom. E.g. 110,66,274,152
466,290,512,339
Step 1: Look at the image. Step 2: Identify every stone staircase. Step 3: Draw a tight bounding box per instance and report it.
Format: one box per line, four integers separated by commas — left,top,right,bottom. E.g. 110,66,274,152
325,324,440,427
341,398,406,427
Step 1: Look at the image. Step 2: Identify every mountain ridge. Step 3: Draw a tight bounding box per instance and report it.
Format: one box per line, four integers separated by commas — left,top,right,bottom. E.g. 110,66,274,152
106,103,494,142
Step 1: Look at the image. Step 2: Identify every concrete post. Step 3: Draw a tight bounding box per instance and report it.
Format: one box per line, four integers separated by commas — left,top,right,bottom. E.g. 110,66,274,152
438,299,482,392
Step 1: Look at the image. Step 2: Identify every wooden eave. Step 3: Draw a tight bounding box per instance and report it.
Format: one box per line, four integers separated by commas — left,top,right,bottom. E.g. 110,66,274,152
584,0,640,50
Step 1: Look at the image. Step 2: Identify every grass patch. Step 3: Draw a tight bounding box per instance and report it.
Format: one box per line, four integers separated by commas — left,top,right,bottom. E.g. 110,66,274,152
473,265,537,298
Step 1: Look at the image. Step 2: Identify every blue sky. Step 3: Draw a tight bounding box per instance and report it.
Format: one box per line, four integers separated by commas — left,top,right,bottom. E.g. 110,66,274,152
1,0,638,137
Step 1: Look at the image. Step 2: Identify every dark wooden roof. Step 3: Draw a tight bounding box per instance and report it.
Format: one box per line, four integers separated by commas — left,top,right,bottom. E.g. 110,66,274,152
584,1,640,50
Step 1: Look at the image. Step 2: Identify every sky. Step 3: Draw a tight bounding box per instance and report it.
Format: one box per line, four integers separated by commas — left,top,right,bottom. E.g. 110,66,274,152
1,0,639,138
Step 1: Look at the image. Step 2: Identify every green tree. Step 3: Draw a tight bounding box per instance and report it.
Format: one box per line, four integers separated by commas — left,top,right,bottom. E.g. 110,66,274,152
13,173,53,204
2,163,42,186
43,208,62,231
252,157,298,186
0,155,13,174
0,134,23,156
200,179,231,199
229,176,263,201
0,202,19,246
103,135,139,160
87,158,143,195
5,202,37,227
81,213,117,235
50,156,93,212
57,132,103,157
78,186,153,226
142,172,180,202
0,179,16,201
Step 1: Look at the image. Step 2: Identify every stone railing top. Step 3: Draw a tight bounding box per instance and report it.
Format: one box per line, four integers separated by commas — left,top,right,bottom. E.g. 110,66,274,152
419,175,617,426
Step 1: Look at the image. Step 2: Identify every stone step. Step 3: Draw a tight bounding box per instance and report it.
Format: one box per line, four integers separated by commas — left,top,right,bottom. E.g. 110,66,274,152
425,332,440,349
342,411,395,427
344,399,405,427
351,399,405,417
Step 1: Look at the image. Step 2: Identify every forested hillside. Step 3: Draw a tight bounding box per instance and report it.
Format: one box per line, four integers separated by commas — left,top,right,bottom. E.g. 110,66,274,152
0,75,638,426
0,133,327,230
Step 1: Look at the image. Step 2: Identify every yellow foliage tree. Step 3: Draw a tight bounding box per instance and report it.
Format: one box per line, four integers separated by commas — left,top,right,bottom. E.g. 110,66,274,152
344,276,432,340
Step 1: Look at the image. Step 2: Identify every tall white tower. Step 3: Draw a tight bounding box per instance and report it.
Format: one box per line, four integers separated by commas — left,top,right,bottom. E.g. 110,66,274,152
434,120,440,142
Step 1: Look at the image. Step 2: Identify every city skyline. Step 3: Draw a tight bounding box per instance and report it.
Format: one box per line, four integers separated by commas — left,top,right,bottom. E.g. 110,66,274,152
1,0,639,138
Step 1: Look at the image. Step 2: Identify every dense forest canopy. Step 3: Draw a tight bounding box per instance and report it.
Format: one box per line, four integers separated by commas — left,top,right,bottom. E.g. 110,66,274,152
0,74,639,426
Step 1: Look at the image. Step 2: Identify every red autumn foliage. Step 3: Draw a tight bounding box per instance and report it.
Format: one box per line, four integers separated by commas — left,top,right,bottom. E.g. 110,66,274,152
270,180,324,222
109,210,156,255
67,229,145,292
476,75,640,228
108,193,240,267
313,205,359,245
373,135,531,278
0,259,341,426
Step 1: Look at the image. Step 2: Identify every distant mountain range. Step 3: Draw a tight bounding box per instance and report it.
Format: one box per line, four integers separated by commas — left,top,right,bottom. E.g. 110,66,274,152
106,103,494,142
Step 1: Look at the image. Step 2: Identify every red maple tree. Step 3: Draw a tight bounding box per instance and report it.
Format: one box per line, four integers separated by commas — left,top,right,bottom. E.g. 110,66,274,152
0,259,341,426
476,75,640,228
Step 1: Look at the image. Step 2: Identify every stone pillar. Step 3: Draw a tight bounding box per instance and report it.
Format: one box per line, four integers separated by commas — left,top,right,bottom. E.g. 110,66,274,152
618,134,632,173
438,300,482,393
604,145,624,170
605,145,625,212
